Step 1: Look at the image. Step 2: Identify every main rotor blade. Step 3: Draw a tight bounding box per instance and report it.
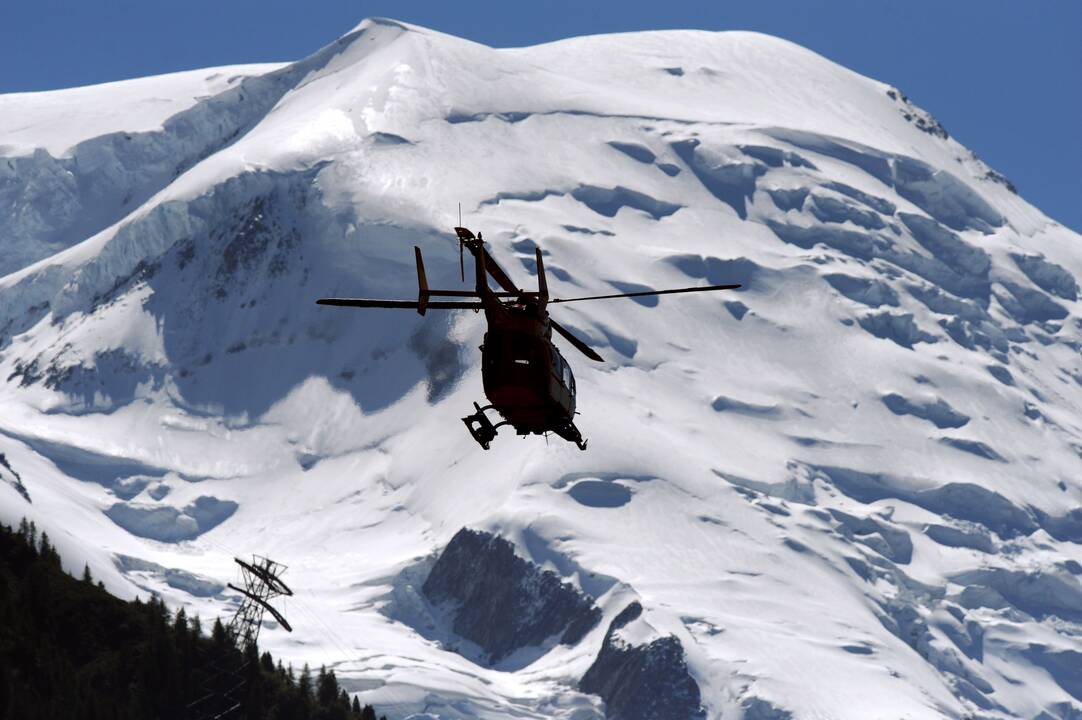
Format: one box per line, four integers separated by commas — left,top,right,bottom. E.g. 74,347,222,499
316,298,483,310
481,247,521,294
551,319,604,362
550,283,741,304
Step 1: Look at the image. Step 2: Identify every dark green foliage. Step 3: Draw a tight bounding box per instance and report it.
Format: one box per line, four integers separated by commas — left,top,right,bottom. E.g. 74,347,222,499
0,519,384,720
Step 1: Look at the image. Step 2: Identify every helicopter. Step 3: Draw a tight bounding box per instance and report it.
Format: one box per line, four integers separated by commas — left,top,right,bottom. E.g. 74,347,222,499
316,227,740,450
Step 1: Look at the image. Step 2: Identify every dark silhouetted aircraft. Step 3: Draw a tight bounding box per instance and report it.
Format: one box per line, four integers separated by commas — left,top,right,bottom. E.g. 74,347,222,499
317,227,740,450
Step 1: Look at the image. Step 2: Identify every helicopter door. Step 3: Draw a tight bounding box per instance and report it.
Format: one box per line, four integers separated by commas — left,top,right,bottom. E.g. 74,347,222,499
483,331,545,402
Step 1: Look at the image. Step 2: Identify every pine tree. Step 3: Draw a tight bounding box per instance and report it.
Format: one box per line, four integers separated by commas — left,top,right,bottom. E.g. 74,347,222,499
212,617,230,647
82,563,93,583
17,518,31,548
299,663,313,698
352,696,362,714
174,607,187,635
38,532,60,568
316,665,339,707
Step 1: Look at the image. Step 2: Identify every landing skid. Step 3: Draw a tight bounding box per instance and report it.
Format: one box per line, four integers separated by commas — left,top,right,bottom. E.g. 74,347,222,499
461,403,507,450
461,402,588,451
554,421,588,451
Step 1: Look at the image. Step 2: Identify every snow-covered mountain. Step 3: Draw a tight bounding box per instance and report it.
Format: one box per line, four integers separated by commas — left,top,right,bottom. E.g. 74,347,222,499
2,17,1081,719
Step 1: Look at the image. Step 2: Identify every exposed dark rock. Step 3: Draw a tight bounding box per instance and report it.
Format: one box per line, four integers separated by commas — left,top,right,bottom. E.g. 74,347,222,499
39,348,167,409
0,452,30,503
422,528,601,663
887,87,950,140
580,602,705,720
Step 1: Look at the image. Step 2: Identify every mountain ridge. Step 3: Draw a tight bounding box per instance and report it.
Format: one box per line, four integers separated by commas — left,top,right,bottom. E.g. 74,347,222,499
1,17,1080,720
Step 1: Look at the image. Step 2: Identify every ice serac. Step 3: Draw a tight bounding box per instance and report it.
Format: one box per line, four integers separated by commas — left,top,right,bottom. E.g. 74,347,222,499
580,602,704,720
422,528,601,663
2,16,1082,720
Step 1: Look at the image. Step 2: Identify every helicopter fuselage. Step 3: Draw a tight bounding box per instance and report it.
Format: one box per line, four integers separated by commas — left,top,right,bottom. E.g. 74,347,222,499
315,224,739,451
479,302,577,440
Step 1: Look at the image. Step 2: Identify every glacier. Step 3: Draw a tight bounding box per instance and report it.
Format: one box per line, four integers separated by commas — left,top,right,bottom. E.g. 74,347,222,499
1,17,1080,719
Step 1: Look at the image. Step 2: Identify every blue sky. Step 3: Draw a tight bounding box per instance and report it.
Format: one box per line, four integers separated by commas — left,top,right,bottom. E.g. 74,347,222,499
3,1,1079,232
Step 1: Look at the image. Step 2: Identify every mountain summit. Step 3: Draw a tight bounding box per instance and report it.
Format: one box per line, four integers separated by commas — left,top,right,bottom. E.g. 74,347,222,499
1,18,1080,719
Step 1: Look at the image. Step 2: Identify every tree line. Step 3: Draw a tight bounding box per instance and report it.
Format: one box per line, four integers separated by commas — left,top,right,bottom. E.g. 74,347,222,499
0,518,387,720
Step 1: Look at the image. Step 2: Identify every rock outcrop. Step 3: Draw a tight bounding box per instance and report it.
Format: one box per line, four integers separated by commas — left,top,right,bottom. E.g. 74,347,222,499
422,528,601,663
580,602,705,720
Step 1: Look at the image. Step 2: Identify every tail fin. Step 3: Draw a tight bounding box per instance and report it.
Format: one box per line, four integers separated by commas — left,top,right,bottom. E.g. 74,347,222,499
535,248,548,303
415,246,429,316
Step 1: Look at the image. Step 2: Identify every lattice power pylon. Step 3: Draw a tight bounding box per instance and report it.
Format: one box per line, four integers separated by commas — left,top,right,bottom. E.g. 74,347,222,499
226,555,293,650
